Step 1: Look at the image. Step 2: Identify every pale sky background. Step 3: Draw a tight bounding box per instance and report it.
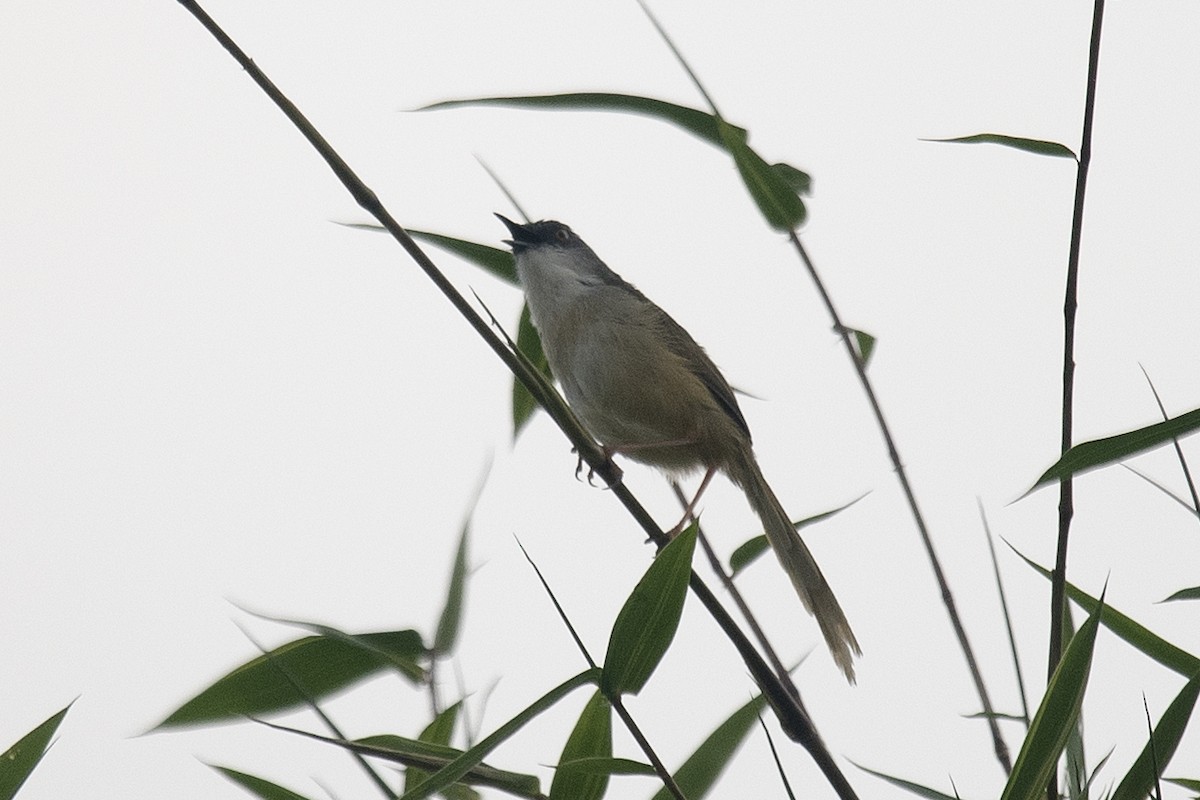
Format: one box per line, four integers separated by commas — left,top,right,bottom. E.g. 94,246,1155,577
3,2,1199,799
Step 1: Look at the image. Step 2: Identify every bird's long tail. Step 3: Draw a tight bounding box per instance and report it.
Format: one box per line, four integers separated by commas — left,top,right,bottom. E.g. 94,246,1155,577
726,447,861,682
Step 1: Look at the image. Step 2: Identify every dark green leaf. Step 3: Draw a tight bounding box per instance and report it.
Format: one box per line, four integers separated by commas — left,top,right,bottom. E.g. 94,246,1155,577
1162,586,1200,603
435,521,471,656
400,669,599,800
210,766,318,800
769,162,813,196
853,762,962,800
602,525,698,696
717,118,806,231
422,93,810,232
923,133,1076,159
513,304,552,438
1000,593,1104,800
1012,547,1200,677
557,757,656,777
154,629,425,729
848,328,877,366
404,703,462,796
409,230,517,285
1110,671,1200,800
729,535,769,576
420,93,744,150
1030,408,1200,490
730,495,865,576
651,692,769,800
0,702,72,800
550,690,612,800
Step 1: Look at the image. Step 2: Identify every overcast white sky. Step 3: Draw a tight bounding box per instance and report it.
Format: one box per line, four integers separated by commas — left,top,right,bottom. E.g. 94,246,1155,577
3,2,1199,799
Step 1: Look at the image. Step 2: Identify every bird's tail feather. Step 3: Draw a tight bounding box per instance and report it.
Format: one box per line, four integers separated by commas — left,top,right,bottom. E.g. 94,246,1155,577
727,447,861,682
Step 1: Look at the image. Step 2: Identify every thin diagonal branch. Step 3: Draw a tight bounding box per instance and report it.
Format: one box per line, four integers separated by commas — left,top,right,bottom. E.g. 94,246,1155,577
788,230,1012,773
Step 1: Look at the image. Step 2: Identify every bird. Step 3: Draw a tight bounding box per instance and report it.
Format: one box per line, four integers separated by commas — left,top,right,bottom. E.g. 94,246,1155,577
498,214,860,681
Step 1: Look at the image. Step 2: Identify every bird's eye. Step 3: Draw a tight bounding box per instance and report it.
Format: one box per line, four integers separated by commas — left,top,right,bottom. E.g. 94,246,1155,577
554,227,571,244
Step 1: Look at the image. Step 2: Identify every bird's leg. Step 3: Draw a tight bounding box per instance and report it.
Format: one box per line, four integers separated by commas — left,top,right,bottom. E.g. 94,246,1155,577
665,465,718,538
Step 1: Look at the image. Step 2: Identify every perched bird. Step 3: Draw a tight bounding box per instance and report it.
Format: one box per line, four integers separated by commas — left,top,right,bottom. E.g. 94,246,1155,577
498,215,860,681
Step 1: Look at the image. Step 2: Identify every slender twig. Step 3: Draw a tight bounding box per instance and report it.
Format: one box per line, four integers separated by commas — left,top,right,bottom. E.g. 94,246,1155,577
788,230,1012,772
978,500,1031,728
758,715,798,800
1049,21,1106,800
173,5,856,797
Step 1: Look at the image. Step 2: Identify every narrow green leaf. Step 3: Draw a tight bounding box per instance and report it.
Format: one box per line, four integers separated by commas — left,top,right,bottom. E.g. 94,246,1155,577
729,535,770,576
422,92,812,232
420,93,744,150
154,629,426,729
849,328,877,366
404,703,462,796
409,230,517,285
602,524,698,696
357,735,537,798
1110,671,1200,800
769,162,813,196
923,133,1076,159
550,690,612,800
730,495,865,576
853,762,962,800
651,692,769,800
557,757,656,777
210,766,318,800
717,118,806,230
335,224,518,286
251,723,542,798
400,668,599,800
1162,586,1200,602
1030,408,1200,490
1012,546,1200,677
0,702,72,800
435,522,471,656
513,304,552,438
1000,593,1104,800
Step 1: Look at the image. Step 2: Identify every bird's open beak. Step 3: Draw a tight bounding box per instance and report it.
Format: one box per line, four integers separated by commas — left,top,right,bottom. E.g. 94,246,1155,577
495,213,535,250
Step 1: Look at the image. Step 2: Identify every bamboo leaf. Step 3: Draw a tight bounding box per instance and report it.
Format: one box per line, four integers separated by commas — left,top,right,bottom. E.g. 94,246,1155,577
420,93,744,150
1162,586,1200,603
853,762,962,800
1110,672,1200,800
550,691,612,800
602,524,697,696
1000,593,1105,800
154,629,425,729
434,521,471,656
399,669,598,800
1012,546,1200,677
651,691,769,800
404,703,462,796
210,766,318,800
717,118,806,230
923,133,1076,159
0,702,72,800
1030,408,1200,490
